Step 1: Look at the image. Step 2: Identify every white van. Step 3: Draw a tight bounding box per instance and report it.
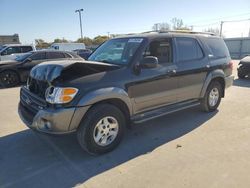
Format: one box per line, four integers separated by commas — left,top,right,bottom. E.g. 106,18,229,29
0,44,36,61
50,43,85,52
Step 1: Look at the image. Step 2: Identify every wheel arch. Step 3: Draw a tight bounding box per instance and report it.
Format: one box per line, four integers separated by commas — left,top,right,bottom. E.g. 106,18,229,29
200,70,226,98
76,87,133,127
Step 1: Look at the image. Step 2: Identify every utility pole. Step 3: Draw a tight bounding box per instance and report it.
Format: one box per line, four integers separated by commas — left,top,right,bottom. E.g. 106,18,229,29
248,25,250,37
220,21,224,37
75,9,84,39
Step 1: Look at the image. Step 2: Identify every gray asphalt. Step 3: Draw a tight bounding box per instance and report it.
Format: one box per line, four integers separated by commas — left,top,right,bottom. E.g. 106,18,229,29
0,61,250,188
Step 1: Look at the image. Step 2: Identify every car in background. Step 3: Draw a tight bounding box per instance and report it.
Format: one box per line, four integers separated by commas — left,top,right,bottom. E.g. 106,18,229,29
238,56,250,79
73,49,92,59
0,50,82,87
50,43,85,51
0,44,36,61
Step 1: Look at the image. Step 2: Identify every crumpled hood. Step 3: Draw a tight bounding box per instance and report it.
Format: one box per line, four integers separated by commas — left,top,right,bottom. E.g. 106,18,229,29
30,60,120,82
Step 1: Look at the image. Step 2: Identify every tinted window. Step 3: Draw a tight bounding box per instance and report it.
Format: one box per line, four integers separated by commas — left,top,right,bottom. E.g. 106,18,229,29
30,52,46,60
47,52,65,59
21,46,33,53
144,39,172,64
176,38,203,61
204,38,230,58
6,47,21,55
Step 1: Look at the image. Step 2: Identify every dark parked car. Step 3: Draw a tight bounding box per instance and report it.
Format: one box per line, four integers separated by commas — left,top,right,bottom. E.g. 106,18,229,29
73,49,92,59
19,31,234,155
238,56,250,79
0,50,82,87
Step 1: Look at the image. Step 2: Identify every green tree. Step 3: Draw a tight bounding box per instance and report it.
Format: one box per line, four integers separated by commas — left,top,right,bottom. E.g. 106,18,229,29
53,38,68,43
35,39,50,49
93,35,109,45
76,37,93,46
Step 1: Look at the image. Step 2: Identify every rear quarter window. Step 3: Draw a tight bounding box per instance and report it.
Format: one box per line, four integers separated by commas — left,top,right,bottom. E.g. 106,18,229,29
47,52,65,59
204,38,230,58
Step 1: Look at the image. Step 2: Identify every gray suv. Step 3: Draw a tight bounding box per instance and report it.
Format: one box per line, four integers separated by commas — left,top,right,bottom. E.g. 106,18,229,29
18,31,234,155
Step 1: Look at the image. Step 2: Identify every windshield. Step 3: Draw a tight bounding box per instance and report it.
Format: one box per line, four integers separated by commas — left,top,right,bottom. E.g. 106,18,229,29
88,38,144,65
15,52,32,62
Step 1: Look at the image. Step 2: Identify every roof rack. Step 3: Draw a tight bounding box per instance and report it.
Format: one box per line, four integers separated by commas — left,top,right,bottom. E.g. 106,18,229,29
141,30,216,36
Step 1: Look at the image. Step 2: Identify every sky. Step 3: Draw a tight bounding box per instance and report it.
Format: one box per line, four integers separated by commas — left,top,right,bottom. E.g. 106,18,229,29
0,0,250,44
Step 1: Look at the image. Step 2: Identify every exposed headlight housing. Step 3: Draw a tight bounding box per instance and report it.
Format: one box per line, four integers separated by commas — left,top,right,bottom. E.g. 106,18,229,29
45,87,78,104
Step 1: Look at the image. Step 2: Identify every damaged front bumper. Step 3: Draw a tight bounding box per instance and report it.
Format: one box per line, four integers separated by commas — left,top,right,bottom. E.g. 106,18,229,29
18,87,90,134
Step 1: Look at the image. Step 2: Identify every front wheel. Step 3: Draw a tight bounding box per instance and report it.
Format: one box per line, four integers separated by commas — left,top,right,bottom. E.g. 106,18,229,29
77,104,126,155
0,70,20,88
200,81,223,112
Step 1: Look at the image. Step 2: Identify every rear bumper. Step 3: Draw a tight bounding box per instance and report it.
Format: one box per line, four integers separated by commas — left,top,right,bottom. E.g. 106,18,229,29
18,87,90,135
225,75,234,89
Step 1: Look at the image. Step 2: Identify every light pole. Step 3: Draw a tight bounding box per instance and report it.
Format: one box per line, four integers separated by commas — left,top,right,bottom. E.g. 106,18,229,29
75,9,84,39
219,21,224,37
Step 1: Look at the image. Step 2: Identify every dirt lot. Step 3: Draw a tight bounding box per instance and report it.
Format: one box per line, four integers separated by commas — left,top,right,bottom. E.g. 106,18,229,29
0,61,250,188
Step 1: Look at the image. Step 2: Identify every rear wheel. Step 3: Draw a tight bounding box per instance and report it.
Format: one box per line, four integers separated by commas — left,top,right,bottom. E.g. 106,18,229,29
0,70,20,88
201,81,223,112
77,104,126,155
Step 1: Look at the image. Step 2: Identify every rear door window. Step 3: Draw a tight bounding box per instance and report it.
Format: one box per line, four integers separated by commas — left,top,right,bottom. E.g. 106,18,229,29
176,38,203,62
46,52,65,59
21,46,33,53
30,52,46,60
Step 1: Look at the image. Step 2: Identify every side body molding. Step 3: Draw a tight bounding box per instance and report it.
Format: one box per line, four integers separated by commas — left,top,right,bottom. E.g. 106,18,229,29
200,69,225,98
77,87,133,115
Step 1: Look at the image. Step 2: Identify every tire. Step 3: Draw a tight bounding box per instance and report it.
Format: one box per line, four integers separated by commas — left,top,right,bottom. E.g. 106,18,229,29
0,70,20,88
77,104,126,155
200,81,223,112
237,68,246,79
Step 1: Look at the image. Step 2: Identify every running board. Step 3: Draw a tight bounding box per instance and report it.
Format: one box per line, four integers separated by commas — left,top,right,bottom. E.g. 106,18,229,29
131,100,201,124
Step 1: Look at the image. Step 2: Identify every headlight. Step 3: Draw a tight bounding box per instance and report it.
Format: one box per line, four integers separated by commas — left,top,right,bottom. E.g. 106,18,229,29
45,87,78,104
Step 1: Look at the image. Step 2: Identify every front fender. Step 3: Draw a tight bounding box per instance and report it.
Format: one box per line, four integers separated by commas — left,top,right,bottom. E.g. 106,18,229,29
200,69,225,98
77,87,133,115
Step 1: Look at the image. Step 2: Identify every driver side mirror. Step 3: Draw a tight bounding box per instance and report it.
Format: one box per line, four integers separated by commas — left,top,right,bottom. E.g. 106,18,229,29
140,56,158,69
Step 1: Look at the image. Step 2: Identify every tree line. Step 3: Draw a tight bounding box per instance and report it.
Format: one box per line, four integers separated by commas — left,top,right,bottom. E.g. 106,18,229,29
35,35,109,49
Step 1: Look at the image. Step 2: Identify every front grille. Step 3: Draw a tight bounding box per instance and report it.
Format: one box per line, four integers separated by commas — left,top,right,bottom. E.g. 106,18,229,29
20,86,47,113
27,77,49,99
19,86,48,126
19,102,36,125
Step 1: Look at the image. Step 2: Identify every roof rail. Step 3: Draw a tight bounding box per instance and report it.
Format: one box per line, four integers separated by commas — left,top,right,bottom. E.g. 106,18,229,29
141,30,216,36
